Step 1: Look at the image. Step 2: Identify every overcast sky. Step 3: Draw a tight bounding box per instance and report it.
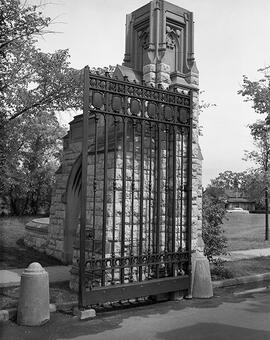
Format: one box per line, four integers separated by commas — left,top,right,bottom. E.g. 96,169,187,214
32,0,270,186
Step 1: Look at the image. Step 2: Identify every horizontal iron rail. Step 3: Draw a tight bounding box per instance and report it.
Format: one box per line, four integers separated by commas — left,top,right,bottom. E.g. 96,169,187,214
88,72,197,92
83,275,190,305
90,92,191,107
84,251,189,272
87,109,191,128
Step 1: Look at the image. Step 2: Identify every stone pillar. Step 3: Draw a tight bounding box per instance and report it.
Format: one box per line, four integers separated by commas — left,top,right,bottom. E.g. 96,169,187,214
143,64,156,86
156,63,171,88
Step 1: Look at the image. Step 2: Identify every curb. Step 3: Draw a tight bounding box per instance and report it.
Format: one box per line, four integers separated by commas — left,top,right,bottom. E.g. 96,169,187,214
212,272,270,289
0,301,78,322
2,272,270,322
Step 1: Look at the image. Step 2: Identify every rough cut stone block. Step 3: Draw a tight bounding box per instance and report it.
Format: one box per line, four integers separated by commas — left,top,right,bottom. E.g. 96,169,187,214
156,63,170,73
75,308,96,320
143,64,156,73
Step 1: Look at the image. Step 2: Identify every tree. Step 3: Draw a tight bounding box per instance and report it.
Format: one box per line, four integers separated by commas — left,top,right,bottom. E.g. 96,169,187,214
6,111,66,215
239,66,270,239
1,0,83,122
208,169,266,210
1,0,83,214
238,67,270,175
238,66,270,116
210,170,247,192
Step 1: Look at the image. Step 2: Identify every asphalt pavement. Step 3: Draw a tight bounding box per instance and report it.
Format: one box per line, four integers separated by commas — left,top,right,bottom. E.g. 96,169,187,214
1,283,270,340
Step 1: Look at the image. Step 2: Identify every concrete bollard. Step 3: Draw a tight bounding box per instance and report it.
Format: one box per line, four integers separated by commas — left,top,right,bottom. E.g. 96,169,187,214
191,252,213,298
17,262,50,326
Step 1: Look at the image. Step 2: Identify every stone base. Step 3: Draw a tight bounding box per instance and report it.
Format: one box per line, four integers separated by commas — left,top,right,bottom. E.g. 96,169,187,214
74,307,96,320
191,252,213,298
150,292,169,302
24,218,49,253
169,290,186,301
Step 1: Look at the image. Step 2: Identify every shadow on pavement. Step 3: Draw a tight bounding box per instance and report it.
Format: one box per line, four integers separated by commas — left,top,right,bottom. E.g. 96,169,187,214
156,322,270,340
2,289,270,340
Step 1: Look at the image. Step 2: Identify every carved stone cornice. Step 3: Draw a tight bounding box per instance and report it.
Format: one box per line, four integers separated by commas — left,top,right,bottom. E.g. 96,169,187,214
166,25,181,49
138,29,150,50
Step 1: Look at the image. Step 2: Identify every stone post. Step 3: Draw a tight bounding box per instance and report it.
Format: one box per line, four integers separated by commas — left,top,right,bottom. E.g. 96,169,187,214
17,262,50,326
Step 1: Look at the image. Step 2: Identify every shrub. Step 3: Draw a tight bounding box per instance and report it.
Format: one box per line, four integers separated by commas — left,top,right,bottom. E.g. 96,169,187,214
202,188,228,262
210,259,233,280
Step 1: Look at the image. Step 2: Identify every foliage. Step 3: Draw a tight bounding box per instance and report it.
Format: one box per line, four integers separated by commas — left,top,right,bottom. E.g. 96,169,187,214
238,66,270,116
202,187,227,262
240,169,266,209
209,169,267,209
238,67,270,201
0,0,82,214
244,120,270,173
210,170,247,192
210,258,233,281
5,112,66,215
1,0,83,122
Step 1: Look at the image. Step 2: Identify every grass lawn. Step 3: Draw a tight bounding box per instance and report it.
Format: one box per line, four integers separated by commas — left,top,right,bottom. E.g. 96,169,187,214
223,256,270,278
0,216,62,269
222,212,270,251
211,256,270,281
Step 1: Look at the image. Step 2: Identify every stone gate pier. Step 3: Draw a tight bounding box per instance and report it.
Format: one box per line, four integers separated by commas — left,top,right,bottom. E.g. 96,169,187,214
25,0,210,299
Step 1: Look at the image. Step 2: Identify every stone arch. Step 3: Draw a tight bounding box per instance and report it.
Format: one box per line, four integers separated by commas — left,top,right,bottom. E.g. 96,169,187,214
63,155,82,264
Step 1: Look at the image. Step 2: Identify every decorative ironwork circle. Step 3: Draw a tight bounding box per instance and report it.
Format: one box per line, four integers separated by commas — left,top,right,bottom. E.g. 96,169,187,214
130,99,141,115
92,92,104,109
112,96,122,112
178,108,189,123
164,105,173,121
147,102,157,118
90,79,97,87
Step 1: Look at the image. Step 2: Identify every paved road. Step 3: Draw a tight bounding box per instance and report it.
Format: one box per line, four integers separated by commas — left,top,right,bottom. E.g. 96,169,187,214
1,285,270,340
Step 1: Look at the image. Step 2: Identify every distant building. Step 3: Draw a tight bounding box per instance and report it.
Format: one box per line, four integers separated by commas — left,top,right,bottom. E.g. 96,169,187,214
224,189,255,212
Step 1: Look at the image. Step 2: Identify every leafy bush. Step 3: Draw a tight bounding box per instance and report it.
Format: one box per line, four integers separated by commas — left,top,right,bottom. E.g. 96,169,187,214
202,187,228,262
210,258,233,281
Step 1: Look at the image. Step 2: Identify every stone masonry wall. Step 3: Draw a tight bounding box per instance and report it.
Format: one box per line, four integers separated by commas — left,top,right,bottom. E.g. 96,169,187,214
47,132,82,261
70,117,190,290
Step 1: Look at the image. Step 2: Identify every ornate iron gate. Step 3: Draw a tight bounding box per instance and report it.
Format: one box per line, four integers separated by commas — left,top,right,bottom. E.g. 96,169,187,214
79,66,193,307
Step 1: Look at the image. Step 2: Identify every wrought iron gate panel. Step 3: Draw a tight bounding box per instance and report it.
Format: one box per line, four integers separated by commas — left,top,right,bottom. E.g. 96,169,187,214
79,66,193,307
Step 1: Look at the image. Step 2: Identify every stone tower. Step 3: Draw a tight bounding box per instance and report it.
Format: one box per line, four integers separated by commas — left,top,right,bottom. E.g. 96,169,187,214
115,0,202,254
33,0,209,297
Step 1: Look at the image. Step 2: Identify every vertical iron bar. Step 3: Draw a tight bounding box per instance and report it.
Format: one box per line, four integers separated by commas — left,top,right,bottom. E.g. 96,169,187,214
164,124,170,277
187,91,193,296
172,125,177,276
139,120,145,281
101,113,108,286
101,85,109,287
121,117,127,283
148,123,152,278
165,125,169,254
130,120,136,282
79,65,90,309
180,129,184,251
111,117,117,284
156,123,161,279
92,114,98,260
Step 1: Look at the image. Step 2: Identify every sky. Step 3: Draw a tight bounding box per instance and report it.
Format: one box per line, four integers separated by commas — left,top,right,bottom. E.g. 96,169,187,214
31,0,270,186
